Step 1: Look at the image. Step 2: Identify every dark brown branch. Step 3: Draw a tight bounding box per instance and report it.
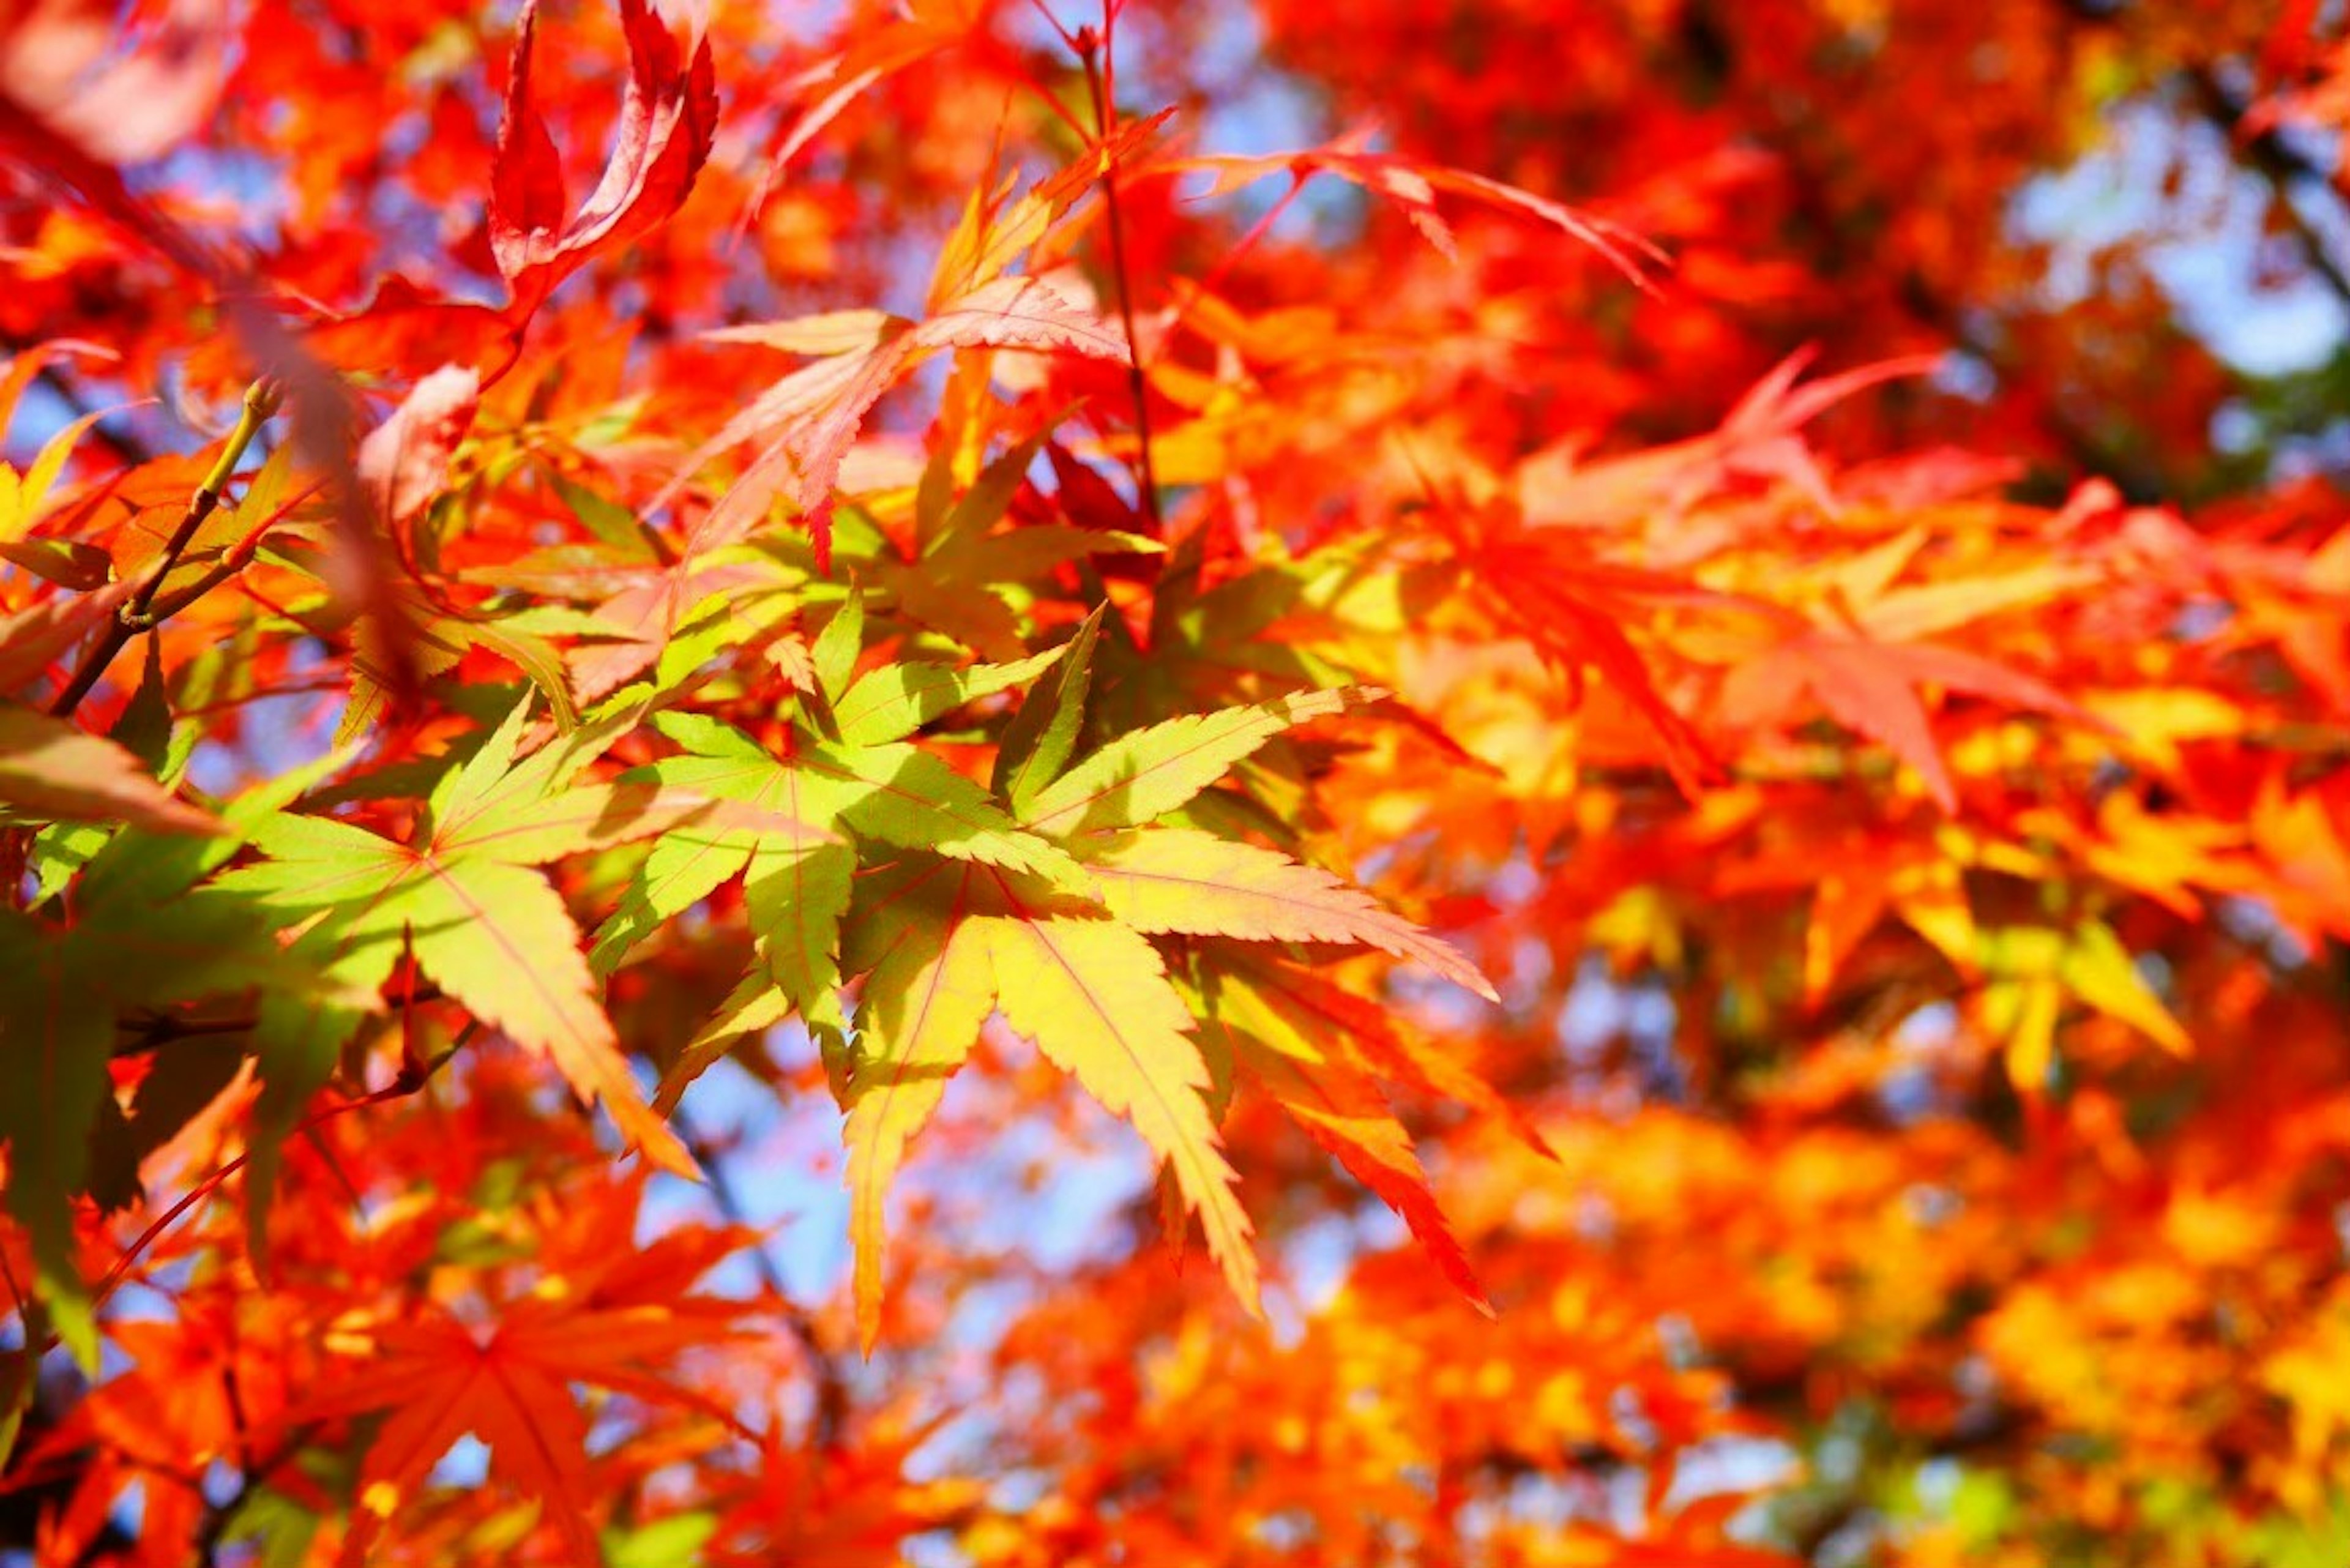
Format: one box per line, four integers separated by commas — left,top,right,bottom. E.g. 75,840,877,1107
2184,62,2350,312
2046,0,2350,311
113,982,452,1059
30,364,154,467
49,378,283,718
1076,25,1165,536
673,1107,851,1450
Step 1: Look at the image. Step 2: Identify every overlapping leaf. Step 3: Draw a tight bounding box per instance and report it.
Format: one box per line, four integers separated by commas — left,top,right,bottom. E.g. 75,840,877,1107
490,0,718,316
284,1181,750,1566
1078,827,1498,1001
579,632,1499,1352
212,696,767,1184
0,772,324,1362
0,703,218,834
599,696,1084,1112
689,277,1131,571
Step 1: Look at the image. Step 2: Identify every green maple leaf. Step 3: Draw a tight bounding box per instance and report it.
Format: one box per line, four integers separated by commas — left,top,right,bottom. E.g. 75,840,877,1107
838,864,998,1353
992,602,1107,813
0,701,221,836
1015,685,1371,837
830,641,1067,748
594,678,1089,1111
592,573,1495,1351
213,695,748,1215
1075,826,1497,1001
826,854,1258,1356
824,672,1502,1350
0,756,338,1365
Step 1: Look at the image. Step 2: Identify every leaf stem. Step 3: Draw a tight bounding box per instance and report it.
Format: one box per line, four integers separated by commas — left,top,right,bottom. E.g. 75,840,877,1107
2,1050,459,1372
674,1107,851,1450
49,378,285,718
1075,24,1164,535
139,476,326,624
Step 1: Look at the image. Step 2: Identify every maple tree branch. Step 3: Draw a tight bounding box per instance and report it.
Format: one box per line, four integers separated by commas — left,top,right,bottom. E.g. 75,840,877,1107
49,377,283,718
16,1051,466,1367
674,1107,851,1450
1076,24,1165,536
31,364,153,467
109,1014,258,1055
140,476,327,625
111,981,447,1058
2043,0,2350,313
2180,62,2350,313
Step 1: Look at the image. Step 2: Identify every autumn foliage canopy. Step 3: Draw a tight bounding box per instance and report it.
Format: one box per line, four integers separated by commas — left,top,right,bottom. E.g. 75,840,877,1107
3,0,2350,1562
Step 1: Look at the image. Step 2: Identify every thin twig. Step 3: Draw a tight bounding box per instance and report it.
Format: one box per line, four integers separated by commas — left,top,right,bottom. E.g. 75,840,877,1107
673,1106,851,1450
2182,61,2350,312
141,476,326,624
111,979,449,1059
49,377,283,718
110,1015,259,1054
14,1056,460,1367
31,364,152,466
1076,21,1165,534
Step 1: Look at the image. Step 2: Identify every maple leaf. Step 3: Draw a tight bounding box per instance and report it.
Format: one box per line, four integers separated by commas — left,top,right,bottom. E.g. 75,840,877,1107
980,911,1262,1315
0,920,114,1368
839,876,996,1354
0,774,320,1362
339,594,580,745
1513,351,1945,529
1719,630,2076,811
354,364,479,533
632,630,1079,1110
212,695,753,1185
1215,947,1546,1153
29,0,2350,1550
748,6,973,209
0,576,142,697
873,444,1160,661
1188,955,1492,1315
1016,686,1366,837
819,669,1501,1346
830,643,1071,749
1,379,116,555
925,112,1175,309
490,0,720,317
285,1179,751,1566
889,528,1158,664
1078,827,1498,1002
710,1422,975,1568
0,703,219,835
688,272,1131,572
352,364,482,606
1158,125,1661,284
991,602,1108,808
1977,918,2193,1091
600,695,1083,1112
826,854,1262,1354
1445,515,1726,799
